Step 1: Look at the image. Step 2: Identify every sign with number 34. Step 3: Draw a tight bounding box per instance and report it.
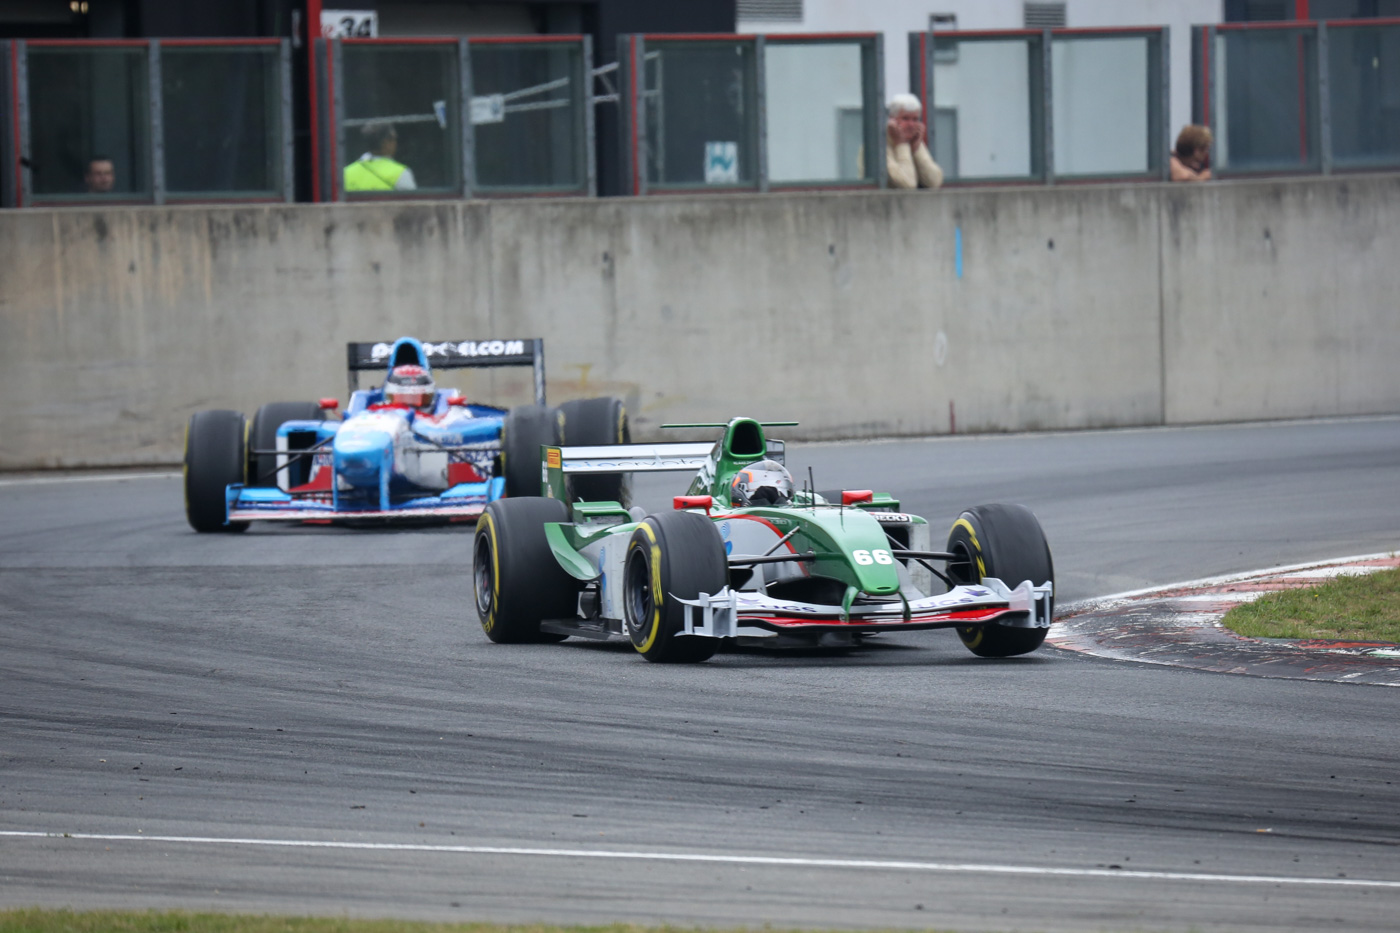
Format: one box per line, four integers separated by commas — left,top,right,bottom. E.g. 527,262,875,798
321,9,378,38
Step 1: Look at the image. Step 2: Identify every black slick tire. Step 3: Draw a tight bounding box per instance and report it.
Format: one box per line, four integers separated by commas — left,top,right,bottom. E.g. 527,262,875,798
185,409,249,533
501,404,561,498
248,401,325,489
623,510,725,663
473,497,579,643
945,503,1054,658
557,396,630,504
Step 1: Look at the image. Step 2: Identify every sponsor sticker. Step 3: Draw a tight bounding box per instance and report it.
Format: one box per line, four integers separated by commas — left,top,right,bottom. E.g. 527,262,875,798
546,448,562,469
370,340,528,362
874,512,912,523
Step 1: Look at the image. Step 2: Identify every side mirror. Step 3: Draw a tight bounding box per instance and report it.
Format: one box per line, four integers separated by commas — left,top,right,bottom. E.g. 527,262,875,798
318,397,340,411
841,489,874,506
673,495,713,513
447,395,469,407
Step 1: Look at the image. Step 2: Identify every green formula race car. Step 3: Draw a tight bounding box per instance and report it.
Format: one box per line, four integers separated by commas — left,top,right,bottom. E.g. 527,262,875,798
472,417,1054,663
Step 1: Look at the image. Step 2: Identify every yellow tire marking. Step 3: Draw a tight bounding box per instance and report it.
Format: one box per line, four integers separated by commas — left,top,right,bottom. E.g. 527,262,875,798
633,521,663,654
478,513,501,633
961,626,984,649
952,518,987,579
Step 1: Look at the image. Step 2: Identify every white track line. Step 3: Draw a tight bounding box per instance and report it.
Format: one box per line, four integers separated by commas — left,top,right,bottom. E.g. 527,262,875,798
0,471,176,487
2,831,1396,890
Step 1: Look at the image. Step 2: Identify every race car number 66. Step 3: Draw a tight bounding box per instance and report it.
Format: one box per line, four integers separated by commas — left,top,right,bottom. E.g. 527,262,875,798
852,548,894,565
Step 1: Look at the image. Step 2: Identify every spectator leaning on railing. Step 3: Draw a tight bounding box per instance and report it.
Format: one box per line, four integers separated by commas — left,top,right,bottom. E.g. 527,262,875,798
886,93,943,190
84,156,115,194
344,122,418,193
1170,125,1213,182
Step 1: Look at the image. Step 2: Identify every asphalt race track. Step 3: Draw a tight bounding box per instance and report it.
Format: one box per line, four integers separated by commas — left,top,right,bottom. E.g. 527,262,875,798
3,417,1399,932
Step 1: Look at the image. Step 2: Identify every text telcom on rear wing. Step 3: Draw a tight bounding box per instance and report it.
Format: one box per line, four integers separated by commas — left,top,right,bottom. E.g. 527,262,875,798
345,339,546,405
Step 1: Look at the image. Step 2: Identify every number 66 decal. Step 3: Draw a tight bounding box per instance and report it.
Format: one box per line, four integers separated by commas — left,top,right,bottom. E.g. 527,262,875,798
852,548,894,565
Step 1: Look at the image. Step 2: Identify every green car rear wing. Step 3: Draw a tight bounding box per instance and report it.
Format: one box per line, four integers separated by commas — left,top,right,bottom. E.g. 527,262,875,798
542,443,715,500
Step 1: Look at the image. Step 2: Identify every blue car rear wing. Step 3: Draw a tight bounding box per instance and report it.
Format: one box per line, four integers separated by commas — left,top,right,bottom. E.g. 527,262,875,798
346,338,546,405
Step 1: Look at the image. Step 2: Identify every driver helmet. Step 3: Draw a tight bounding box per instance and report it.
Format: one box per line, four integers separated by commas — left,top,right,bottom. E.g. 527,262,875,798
384,364,436,411
730,460,794,507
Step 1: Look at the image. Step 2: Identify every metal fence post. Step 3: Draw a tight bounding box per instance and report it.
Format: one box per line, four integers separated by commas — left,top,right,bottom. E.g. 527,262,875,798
755,35,768,193
0,41,13,209
1317,22,1333,176
332,37,346,202
618,35,647,196
872,32,885,188
582,34,597,197
149,39,165,205
1042,29,1054,185
1159,28,1172,181
1206,25,1220,176
919,30,932,182
280,39,294,202
15,41,27,207
458,38,474,198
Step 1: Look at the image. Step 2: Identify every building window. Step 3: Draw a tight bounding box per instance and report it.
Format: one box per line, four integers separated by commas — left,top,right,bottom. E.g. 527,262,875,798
1023,2,1067,28
737,0,803,22
931,14,959,62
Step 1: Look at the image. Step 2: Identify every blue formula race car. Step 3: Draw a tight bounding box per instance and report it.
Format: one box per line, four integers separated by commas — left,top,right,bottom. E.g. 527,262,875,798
183,336,629,531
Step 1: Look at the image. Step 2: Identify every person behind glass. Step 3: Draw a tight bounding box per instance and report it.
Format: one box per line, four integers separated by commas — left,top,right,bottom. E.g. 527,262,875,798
885,93,944,190
84,156,115,194
344,122,417,192
1170,125,1212,182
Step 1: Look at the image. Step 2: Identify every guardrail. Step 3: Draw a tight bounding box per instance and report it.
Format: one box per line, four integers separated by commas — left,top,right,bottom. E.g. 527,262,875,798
1193,18,1400,176
314,35,596,201
616,32,886,196
908,26,1170,185
6,38,292,207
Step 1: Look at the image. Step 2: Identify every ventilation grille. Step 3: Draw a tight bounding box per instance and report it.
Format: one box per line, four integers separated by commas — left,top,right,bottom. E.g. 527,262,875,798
1023,2,1067,28
737,0,803,22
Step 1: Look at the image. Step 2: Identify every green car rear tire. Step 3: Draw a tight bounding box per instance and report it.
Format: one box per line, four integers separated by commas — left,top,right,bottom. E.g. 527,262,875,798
474,497,579,643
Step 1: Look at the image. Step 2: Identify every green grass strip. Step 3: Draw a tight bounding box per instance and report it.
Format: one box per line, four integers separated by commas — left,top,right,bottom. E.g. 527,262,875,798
1221,566,1400,643
0,912,971,933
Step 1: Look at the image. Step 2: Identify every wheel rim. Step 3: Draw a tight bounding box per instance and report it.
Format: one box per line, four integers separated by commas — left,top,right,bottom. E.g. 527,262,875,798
946,539,979,587
623,546,653,638
474,532,495,617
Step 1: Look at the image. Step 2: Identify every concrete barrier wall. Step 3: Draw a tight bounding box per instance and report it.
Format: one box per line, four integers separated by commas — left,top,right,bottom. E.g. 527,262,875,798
1,175,1397,470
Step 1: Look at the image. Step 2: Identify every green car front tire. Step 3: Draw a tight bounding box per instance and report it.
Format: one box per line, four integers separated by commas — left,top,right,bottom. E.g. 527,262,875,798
623,510,725,663
946,503,1054,658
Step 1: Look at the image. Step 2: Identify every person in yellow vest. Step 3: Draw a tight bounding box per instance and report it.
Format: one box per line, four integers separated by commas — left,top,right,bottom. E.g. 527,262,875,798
344,123,418,192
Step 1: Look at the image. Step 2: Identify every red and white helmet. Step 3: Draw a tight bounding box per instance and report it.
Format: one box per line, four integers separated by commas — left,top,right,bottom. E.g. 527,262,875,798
384,364,436,410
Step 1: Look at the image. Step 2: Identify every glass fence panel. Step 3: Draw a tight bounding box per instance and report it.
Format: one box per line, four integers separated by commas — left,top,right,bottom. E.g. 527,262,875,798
933,36,1043,182
643,40,759,189
764,40,875,185
1052,35,1157,177
162,46,282,197
1327,23,1400,169
27,46,150,199
1214,27,1320,174
341,43,460,195
470,42,586,192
